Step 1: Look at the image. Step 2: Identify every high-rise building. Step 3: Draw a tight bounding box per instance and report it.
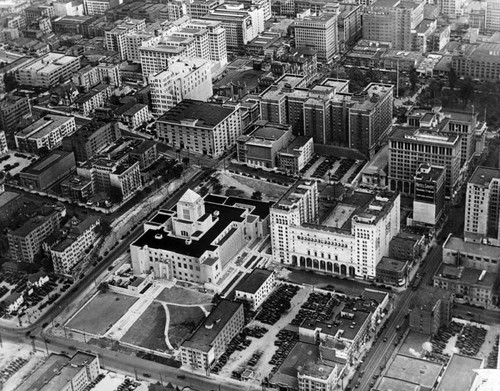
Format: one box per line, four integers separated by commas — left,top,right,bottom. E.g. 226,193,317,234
439,0,459,18
412,163,446,226
83,0,120,15
0,95,31,132
104,18,146,56
150,57,212,116
363,0,424,51
293,12,338,62
0,130,7,154
388,127,461,200
464,166,500,244
452,43,500,82
156,100,242,158
270,180,401,280
486,0,500,32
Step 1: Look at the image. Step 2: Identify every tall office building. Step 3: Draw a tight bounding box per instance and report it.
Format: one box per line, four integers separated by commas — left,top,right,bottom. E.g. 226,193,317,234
293,12,338,62
439,0,459,18
83,0,120,15
104,18,146,56
413,163,446,226
486,0,500,32
150,57,212,115
363,0,424,51
388,127,461,200
464,166,500,245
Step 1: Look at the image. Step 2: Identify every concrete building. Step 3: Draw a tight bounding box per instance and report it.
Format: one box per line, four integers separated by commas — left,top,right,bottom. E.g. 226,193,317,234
381,354,443,391
129,139,158,169
0,95,31,132
389,231,424,264
452,43,500,82
376,256,409,287
8,205,65,263
62,121,121,162
53,0,85,16
121,103,149,130
19,150,76,192
440,0,459,18
434,264,498,308
24,4,55,25
271,180,401,280
277,136,314,175
17,351,100,391
442,235,500,274
83,0,120,15
130,189,271,286
409,286,453,336
15,53,80,88
201,3,265,49
234,268,276,310
181,299,244,370
73,83,112,116
363,0,424,51
388,127,461,200
72,65,103,91
15,114,76,153
61,175,94,202
149,57,212,115
464,166,500,245
412,163,446,227
0,130,7,154
156,100,242,158
139,44,188,77
259,76,393,159
293,12,338,62
48,216,100,276
105,18,145,56
486,0,500,32
186,19,228,67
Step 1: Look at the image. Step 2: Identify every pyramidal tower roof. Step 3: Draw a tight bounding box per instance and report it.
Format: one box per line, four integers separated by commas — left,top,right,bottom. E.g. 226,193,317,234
179,188,202,204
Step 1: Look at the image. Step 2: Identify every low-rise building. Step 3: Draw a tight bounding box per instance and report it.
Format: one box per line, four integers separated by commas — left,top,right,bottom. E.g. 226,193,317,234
434,264,498,308
156,99,242,158
389,232,425,264
15,114,76,153
277,136,314,175
8,205,65,263
381,354,443,391
129,139,158,169
73,83,112,116
442,235,500,274
409,286,453,336
234,268,276,310
60,174,94,202
19,150,76,191
181,299,244,370
15,53,80,88
17,351,100,391
0,94,31,132
48,216,100,276
121,103,148,130
376,256,409,287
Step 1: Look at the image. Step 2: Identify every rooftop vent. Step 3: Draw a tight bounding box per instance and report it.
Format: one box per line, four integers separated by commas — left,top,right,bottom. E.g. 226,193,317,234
155,233,163,240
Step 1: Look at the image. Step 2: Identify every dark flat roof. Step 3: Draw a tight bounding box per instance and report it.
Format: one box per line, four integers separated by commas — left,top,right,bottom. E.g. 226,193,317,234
157,100,235,128
132,201,245,257
469,166,500,187
235,268,273,294
182,299,242,352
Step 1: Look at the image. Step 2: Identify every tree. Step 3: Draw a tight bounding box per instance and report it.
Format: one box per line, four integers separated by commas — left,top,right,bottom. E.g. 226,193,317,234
448,67,458,90
182,157,190,167
459,78,474,105
98,282,109,293
171,163,184,179
3,72,18,92
98,220,112,236
251,191,262,200
409,67,418,91
213,183,223,194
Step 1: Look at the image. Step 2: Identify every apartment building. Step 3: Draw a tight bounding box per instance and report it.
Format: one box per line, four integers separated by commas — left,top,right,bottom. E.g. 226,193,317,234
24,4,55,25
201,3,264,49
434,264,497,308
409,286,453,336
19,150,76,191
8,205,65,263
293,12,338,62
121,103,149,130
270,180,401,280
83,0,120,15
486,0,500,32
181,300,244,370
452,43,500,82
0,95,31,132
96,62,121,87
156,100,242,158
259,76,393,158
121,31,161,63
187,19,228,67
49,216,100,276
464,166,500,244
186,0,222,18
78,158,141,200
150,57,212,115
15,53,80,88
61,175,95,202
131,189,271,284
388,127,461,200
363,0,424,51
17,352,100,391
62,121,121,162
129,139,158,169
412,163,446,227
73,83,112,116
15,114,76,153
72,65,102,91
234,268,276,310
440,0,459,18
139,44,187,77
105,18,146,56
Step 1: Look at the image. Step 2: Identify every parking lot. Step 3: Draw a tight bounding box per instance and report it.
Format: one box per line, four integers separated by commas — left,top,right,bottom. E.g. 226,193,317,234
0,152,37,176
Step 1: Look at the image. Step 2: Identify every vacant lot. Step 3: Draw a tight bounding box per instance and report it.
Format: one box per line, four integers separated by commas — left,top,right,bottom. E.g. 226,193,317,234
167,304,206,348
156,286,211,305
66,292,137,336
121,301,168,351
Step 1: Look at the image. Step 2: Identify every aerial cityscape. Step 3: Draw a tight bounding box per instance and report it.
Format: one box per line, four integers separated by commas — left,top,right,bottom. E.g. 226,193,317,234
0,0,499,390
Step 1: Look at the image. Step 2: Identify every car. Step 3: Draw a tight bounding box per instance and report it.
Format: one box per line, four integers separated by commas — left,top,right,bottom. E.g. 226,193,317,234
143,373,151,378
177,374,186,379
383,337,388,342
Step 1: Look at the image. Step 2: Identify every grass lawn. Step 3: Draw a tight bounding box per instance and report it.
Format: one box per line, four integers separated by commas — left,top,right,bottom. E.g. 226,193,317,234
167,304,206,348
66,292,137,335
121,302,167,351
156,286,211,305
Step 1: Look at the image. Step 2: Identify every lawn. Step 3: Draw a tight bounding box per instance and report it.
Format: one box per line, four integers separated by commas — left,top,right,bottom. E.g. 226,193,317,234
66,292,137,336
167,304,206,348
121,302,168,351
156,286,211,305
